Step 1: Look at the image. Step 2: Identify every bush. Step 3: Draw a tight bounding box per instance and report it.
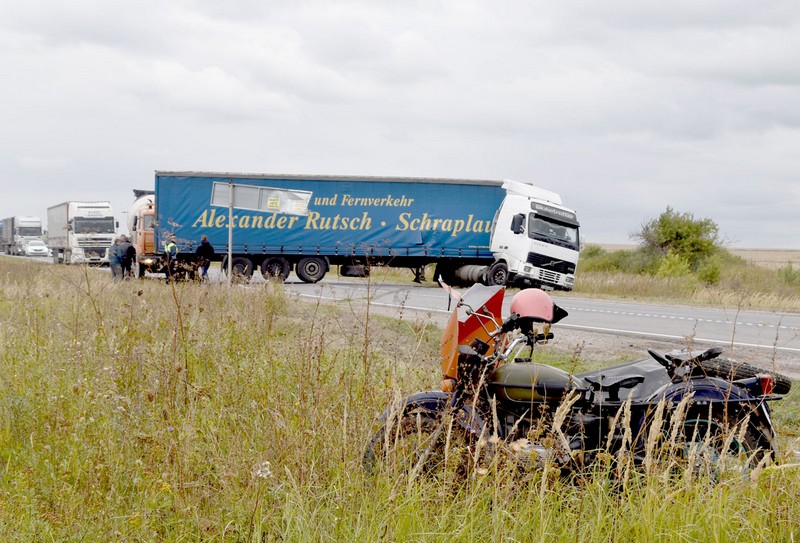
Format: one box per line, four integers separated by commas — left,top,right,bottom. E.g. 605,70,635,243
696,255,722,285
655,250,692,278
632,206,721,269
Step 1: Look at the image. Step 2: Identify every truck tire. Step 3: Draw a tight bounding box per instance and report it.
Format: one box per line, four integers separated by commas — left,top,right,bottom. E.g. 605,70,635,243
695,358,792,395
261,257,290,282
296,257,327,283
223,257,254,283
485,262,508,286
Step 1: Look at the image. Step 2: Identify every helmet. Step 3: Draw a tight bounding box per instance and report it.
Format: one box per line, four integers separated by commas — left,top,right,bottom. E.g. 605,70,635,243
510,289,555,322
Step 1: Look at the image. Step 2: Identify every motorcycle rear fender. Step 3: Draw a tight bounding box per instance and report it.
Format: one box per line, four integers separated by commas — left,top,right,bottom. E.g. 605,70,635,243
656,376,762,405
376,390,487,435
655,376,776,452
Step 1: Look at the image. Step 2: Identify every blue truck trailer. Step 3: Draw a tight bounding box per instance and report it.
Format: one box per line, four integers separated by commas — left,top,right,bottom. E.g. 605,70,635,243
131,172,580,289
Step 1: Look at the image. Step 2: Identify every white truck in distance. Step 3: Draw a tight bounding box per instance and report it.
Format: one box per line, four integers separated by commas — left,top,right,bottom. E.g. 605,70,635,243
48,201,117,265
1,215,44,255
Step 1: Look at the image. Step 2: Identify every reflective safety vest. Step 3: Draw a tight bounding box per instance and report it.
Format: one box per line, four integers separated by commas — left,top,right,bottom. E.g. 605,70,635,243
164,241,177,258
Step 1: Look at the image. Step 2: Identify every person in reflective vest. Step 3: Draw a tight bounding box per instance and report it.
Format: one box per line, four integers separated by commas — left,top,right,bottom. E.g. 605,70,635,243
164,235,178,283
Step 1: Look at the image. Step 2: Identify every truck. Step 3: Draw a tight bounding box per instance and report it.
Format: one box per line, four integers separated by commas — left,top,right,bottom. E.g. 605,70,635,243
2,216,44,255
47,201,117,265
131,171,581,289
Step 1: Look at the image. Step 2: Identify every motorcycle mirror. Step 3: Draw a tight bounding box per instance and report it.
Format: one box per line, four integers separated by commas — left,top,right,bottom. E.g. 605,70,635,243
551,303,568,324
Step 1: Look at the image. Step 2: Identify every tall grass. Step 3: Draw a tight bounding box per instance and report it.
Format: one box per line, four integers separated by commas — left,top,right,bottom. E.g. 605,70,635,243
1,257,800,541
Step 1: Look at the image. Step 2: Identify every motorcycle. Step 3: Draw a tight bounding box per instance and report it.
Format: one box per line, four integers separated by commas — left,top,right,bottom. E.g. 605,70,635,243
364,283,792,479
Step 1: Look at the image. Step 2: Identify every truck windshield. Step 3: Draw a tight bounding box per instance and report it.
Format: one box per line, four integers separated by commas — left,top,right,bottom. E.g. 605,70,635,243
19,227,43,236
528,215,579,251
74,218,115,234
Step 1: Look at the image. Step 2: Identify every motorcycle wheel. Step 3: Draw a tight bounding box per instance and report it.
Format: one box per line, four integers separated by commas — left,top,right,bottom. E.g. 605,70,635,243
363,409,473,479
694,358,792,395
680,407,772,480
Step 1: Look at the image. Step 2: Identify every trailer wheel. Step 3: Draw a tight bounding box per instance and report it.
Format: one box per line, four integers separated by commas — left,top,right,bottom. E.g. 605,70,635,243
485,262,508,286
223,257,254,283
296,257,327,283
261,257,290,282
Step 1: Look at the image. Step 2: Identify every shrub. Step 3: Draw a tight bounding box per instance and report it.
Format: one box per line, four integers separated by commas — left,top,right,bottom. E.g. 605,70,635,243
696,255,722,285
632,206,721,269
655,250,692,278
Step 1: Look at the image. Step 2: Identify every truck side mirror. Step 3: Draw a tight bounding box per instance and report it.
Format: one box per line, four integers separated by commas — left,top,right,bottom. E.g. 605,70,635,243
132,217,138,231
511,214,525,235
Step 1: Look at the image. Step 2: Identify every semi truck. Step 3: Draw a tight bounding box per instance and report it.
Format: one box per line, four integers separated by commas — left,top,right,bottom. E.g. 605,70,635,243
2,216,44,255
131,171,581,289
47,201,117,265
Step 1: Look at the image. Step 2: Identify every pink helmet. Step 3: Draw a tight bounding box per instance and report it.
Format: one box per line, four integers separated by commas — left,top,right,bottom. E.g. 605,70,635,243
509,289,568,323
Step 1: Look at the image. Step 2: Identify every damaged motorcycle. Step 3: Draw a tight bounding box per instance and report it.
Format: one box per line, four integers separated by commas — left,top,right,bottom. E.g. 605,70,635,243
364,283,792,479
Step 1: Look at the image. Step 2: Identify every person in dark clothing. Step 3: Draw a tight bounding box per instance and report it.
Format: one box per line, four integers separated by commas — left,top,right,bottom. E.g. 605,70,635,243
108,238,123,282
195,235,215,281
119,235,136,279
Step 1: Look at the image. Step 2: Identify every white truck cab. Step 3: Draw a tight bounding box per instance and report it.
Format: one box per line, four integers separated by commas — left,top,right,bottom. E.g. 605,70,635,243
488,180,580,290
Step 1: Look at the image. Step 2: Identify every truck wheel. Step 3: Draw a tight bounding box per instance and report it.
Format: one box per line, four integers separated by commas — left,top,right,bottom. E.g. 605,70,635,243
485,262,508,286
137,262,147,279
296,257,327,283
261,257,290,282
225,257,254,283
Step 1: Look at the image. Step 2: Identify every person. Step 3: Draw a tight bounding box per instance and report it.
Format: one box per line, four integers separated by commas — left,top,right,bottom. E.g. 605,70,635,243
195,235,215,282
119,235,135,279
164,235,178,284
108,238,123,282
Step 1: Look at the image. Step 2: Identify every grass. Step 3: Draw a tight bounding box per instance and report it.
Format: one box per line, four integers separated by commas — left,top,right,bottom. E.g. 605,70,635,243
1,256,800,541
574,245,800,312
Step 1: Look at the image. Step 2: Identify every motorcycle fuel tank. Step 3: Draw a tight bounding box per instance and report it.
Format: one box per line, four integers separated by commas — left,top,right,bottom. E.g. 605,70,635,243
489,363,578,403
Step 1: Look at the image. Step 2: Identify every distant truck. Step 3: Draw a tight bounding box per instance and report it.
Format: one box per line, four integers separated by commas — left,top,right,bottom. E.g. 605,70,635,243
131,171,581,289
2,215,44,255
128,190,155,273
47,201,117,265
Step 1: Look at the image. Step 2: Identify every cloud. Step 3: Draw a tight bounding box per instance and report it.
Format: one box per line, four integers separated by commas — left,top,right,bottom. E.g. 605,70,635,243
1,0,799,248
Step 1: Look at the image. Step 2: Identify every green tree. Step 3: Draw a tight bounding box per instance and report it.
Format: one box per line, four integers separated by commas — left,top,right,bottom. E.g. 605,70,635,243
632,206,720,269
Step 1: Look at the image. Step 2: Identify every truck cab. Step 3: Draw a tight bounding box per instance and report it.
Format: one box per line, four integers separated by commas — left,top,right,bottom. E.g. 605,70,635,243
128,193,157,276
489,181,580,290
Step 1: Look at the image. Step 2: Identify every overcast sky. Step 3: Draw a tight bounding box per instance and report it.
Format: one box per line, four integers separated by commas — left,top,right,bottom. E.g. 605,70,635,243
2,1,799,248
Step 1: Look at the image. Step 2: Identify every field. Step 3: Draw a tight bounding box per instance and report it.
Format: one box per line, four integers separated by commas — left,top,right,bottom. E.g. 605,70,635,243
2,257,800,541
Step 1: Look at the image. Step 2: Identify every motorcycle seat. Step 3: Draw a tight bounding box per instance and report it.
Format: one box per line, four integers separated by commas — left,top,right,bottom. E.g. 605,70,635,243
583,375,645,402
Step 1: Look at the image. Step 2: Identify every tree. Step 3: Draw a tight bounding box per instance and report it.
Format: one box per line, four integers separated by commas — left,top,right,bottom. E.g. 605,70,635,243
632,207,720,269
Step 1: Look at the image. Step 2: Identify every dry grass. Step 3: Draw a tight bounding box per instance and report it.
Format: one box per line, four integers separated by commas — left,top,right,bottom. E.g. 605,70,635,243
2,256,800,542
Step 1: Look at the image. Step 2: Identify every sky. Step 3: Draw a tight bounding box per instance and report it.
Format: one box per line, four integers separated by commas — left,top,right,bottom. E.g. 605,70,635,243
1,1,799,248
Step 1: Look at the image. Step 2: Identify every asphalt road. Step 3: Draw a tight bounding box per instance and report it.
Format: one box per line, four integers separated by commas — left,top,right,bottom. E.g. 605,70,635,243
279,277,800,355
13,255,800,355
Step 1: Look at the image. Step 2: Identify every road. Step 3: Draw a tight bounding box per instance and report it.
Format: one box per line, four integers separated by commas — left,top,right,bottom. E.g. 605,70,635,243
13,254,800,355
279,278,800,355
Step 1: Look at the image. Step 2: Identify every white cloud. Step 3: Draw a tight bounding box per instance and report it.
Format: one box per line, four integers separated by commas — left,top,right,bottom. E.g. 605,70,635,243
1,0,799,247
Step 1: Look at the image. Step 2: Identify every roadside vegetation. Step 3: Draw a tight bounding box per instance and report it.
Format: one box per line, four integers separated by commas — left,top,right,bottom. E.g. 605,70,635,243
575,207,800,311
1,256,800,541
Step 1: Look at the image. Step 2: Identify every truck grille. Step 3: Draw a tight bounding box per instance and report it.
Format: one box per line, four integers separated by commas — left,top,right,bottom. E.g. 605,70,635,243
526,253,576,275
78,237,113,248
